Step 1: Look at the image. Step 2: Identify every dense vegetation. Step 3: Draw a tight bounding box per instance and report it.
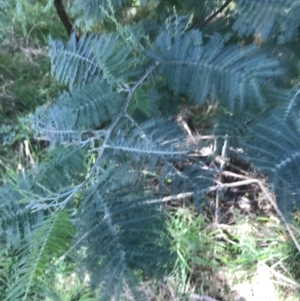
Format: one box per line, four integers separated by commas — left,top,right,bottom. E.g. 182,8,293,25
1,1,300,300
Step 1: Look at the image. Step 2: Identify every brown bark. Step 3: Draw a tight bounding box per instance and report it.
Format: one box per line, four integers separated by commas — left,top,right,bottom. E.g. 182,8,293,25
54,0,73,37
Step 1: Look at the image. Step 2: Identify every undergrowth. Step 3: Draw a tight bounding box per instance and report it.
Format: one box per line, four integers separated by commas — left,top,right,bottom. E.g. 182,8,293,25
0,0,66,181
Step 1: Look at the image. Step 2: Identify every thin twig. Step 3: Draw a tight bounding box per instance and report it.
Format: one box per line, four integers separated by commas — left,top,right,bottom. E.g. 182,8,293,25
193,0,233,29
222,170,250,180
145,192,194,204
221,171,300,253
89,62,159,177
144,171,300,253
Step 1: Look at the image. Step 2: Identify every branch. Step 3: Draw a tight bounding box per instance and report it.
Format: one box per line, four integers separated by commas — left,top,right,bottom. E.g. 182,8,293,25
193,0,233,29
144,171,300,253
220,171,300,253
89,62,159,177
54,0,73,37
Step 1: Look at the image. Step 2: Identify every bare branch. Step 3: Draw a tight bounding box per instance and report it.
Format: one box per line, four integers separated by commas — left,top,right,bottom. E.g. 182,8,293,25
54,0,73,37
193,0,233,29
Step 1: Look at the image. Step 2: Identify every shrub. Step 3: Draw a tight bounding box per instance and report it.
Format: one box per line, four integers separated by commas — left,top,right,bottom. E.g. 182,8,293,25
1,0,300,300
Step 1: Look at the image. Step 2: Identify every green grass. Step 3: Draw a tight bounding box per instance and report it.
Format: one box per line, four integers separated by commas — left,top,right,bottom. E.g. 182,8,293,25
160,207,300,301
0,0,68,181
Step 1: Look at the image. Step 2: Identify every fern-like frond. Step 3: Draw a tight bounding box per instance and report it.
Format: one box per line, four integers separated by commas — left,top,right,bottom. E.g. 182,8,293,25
6,210,73,301
49,32,137,89
74,163,174,300
31,80,124,145
1,146,85,249
127,87,152,117
234,106,300,217
107,119,188,160
29,146,87,193
265,87,300,121
149,29,281,112
233,0,300,42
94,115,215,212
49,33,99,89
0,182,45,249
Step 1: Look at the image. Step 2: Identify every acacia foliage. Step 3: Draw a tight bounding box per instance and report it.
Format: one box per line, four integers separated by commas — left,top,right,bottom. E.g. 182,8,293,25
1,0,300,300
